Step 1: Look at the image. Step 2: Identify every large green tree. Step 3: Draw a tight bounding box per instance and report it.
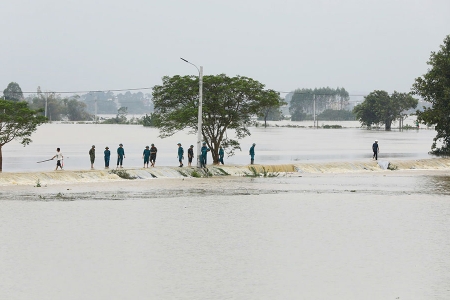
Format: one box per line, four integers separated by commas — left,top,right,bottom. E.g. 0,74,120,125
353,90,418,130
413,35,450,155
257,93,285,127
0,99,47,172
152,74,282,164
3,82,24,101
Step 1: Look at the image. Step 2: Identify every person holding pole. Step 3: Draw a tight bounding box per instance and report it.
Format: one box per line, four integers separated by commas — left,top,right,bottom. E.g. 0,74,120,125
51,148,63,170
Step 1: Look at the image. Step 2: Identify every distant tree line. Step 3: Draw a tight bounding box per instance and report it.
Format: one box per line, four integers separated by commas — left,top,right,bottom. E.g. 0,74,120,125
289,87,350,121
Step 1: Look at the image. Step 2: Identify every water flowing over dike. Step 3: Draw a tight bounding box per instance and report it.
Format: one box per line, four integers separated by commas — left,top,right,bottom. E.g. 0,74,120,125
1,158,449,186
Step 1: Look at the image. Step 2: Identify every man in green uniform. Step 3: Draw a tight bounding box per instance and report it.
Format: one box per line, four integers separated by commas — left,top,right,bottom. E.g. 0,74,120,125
219,146,224,165
117,143,125,168
143,146,150,168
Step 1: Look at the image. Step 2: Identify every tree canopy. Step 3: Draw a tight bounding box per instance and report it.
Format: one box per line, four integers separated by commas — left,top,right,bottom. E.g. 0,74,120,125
413,35,450,155
152,74,281,163
0,99,47,172
353,90,418,130
3,82,24,101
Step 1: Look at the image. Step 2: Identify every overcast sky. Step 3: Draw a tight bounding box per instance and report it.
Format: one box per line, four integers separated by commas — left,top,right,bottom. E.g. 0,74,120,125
1,0,449,99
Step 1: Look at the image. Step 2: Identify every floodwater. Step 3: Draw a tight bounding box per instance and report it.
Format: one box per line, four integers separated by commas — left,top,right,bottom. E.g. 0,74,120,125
1,120,435,172
1,121,450,299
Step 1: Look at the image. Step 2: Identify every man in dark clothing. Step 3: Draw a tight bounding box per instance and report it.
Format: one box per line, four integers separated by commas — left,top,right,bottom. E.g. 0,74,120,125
219,146,224,165
104,146,111,169
188,145,194,167
249,143,255,164
89,145,95,169
150,143,157,167
372,140,379,160
117,143,125,168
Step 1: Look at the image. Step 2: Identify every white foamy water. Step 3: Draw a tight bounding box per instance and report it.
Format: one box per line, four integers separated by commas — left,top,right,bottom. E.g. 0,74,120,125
1,121,435,172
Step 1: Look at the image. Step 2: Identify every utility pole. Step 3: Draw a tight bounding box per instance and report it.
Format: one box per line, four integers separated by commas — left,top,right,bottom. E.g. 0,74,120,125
313,94,316,128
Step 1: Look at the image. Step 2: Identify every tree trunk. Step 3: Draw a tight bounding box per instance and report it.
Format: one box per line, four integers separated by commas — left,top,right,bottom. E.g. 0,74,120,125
0,145,3,172
385,120,392,131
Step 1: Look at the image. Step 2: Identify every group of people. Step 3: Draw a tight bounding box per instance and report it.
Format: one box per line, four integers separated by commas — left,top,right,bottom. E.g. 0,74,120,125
88,143,133,169
49,140,380,170
176,142,224,168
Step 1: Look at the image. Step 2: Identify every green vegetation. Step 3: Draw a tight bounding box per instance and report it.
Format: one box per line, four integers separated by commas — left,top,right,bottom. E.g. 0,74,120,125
177,170,188,177
0,96,47,172
109,169,136,179
353,90,418,130
257,94,285,128
191,169,202,178
3,82,23,101
35,179,41,187
216,168,230,176
141,113,157,127
289,87,350,121
317,109,355,121
413,35,450,156
152,74,283,163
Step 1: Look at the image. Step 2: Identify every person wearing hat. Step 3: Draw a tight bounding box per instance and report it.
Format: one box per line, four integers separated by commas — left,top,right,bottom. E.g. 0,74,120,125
150,143,157,167
89,145,96,169
219,145,225,165
372,140,379,160
249,143,256,164
143,146,151,168
117,143,125,168
188,145,194,167
200,142,210,168
104,146,111,169
177,143,184,167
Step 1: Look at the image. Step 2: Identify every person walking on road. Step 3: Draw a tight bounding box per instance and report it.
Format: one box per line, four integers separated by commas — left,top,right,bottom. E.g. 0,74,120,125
89,145,95,169
249,143,256,164
150,143,157,167
372,140,380,160
52,148,63,170
177,143,184,167
104,146,111,169
117,143,125,168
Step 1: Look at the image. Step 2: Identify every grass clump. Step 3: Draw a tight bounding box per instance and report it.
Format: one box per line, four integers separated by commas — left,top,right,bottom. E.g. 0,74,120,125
110,169,136,179
191,170,202,178
35,179,41,187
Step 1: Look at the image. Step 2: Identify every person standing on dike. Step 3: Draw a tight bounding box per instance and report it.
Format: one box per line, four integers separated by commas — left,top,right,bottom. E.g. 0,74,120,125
143,146,150,168
188,145,194,167
177,143,184,167
200,142,210,168
89,145,95,169
372,140,379,160
219,146,225,165
52,147,63,170
117,143,125,168
104,146,111,169
249,143,256,164
150,143,157,167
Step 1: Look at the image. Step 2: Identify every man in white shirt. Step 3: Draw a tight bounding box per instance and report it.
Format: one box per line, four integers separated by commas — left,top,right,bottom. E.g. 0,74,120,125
52,148,63,170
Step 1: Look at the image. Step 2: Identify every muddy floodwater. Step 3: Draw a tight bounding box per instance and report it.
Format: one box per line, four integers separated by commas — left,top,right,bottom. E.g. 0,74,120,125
1,123,450,299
